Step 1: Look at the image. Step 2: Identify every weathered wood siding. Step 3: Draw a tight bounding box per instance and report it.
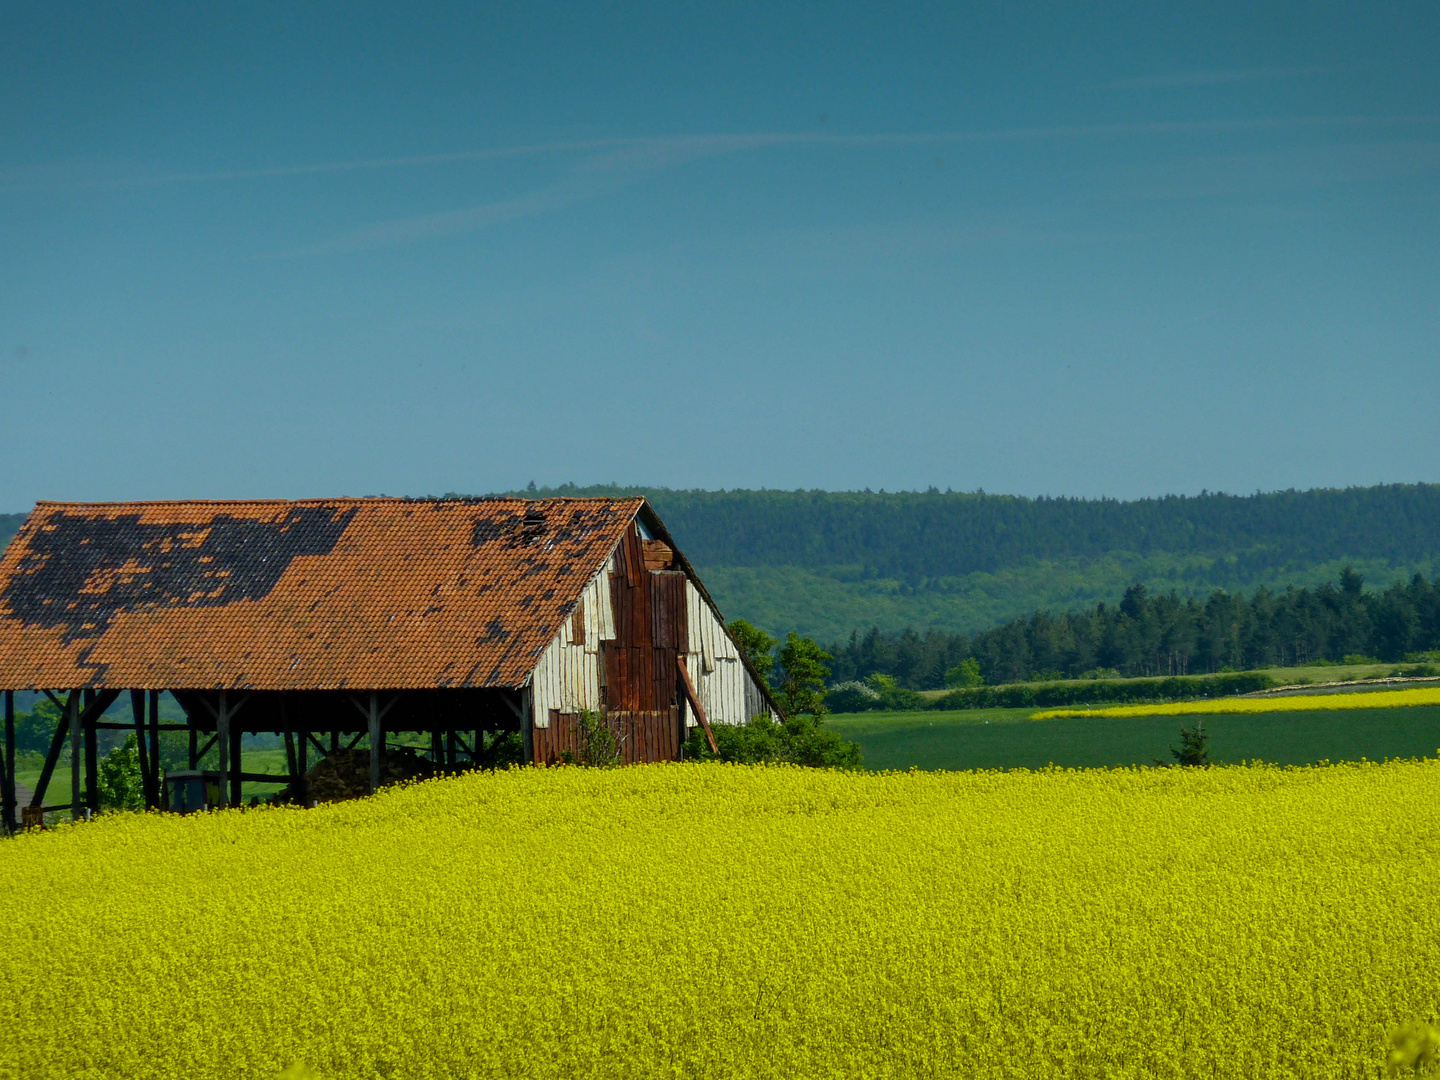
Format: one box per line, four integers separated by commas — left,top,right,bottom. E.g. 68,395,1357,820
530,552,616,726
682,578,776,727
528,520,775,760
533,708,684,766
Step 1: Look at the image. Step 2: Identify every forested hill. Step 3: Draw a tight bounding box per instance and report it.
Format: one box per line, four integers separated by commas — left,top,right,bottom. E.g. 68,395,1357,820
4,488,1438,643
489,484,1440,640
524,484,1440,577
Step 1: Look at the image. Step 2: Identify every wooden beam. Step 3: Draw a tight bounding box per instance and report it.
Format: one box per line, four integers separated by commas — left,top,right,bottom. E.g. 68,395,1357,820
69,690,81,820
216,690,230,809
91,722,189,731
676,657,719,755
3,690,14,835
83,689,99,815
147,691,161,809
29,691,115,810
368,691,382,794
230,710,243,808
519,688,534,765
296,725,309,804
130,690,153,810
281,694,298,792
30,691,75,809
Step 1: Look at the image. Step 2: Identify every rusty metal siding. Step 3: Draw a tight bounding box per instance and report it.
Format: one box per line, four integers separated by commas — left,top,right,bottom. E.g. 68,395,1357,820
533,709,682,766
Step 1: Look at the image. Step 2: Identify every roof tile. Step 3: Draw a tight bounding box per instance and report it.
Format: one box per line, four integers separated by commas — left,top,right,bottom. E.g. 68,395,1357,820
0,497,642,690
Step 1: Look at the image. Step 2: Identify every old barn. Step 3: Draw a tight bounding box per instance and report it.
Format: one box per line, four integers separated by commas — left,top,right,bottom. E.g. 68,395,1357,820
0,497,778,827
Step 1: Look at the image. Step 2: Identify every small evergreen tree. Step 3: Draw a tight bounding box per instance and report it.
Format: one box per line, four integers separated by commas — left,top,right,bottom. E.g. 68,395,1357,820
1170,722,1210,767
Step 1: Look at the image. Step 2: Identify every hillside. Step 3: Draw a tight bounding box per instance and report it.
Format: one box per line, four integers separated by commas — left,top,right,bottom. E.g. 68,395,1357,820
492,484,1440,640
6,486,1439,642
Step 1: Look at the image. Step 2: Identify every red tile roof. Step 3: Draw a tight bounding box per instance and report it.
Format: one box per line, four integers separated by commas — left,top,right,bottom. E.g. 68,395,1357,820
0,497,644,691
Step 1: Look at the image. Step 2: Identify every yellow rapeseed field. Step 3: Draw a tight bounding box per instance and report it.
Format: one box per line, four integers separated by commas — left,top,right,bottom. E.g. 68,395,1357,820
3,761,1439,1080
1034,685,1440,719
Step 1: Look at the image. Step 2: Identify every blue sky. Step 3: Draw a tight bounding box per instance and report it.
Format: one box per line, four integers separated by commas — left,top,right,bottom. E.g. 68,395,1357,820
2,2,1437,509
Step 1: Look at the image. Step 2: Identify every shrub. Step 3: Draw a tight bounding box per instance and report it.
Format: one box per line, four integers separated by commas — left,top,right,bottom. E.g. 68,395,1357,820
944,658,984,688
864,674,923,711
684,713,862,769
930,671,1276,710
97,735,144,812
826,681,880,713
559,709,622,768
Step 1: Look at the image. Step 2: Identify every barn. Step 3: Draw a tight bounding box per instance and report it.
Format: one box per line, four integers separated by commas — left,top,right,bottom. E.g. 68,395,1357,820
0,497,779,827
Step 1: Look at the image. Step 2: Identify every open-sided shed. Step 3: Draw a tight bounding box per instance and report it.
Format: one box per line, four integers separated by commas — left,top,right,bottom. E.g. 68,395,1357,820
0,497,778,827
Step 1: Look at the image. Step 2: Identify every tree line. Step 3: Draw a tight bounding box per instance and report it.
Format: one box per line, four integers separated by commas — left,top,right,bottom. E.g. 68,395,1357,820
500,482,1440,582
827,569,1440,689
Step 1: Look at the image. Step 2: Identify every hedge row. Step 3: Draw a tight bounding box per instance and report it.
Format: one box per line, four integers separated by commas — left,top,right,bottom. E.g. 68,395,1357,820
927,672,1277,711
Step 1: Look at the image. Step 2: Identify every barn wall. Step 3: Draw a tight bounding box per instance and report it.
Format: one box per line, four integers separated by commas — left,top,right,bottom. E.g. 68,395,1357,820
530,553,615,726
683,579,774,726
528,520,775,758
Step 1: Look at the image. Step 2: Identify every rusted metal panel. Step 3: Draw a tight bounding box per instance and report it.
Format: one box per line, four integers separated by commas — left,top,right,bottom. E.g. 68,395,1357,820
534,708,682,766
0,498,643,691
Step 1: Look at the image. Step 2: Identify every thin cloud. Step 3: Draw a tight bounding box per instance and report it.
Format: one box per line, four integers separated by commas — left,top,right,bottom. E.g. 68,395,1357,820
1110,64,1354,89
275,115,1437,256
0,139,651,195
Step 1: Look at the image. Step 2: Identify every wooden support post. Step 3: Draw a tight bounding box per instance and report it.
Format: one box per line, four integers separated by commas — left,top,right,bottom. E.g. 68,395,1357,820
188,725,199,770
215,690,230,810
331,730,339,754
230,713,243,808
69,690,82,820
296,727,308,804
148,691,160,805
520,689,534,765
281,694,298,798
83,689,99,816
368,691,382,794
430,728,442,768
676,657,719,756
3,690,14,835
30,691,74,811
130,690,153,810
446,729,456,769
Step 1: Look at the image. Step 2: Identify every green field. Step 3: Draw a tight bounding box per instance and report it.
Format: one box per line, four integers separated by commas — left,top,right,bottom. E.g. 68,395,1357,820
830,705,1440,771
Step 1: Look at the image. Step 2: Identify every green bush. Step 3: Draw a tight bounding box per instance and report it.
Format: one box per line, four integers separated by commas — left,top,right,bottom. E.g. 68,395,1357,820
98,734,144,812
929,671,1276,711
558,710,621,768
826,681,881,713
944,658,984,688
684,713,862,769
864,674,923,711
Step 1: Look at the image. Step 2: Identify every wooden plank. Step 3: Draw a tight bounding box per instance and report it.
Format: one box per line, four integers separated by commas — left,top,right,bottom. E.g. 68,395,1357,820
69,692,81,820
623,525,642,589
130,690,153,810
147,691,161,807
633,647,651,711
677,657,719,754
3,690,13,834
